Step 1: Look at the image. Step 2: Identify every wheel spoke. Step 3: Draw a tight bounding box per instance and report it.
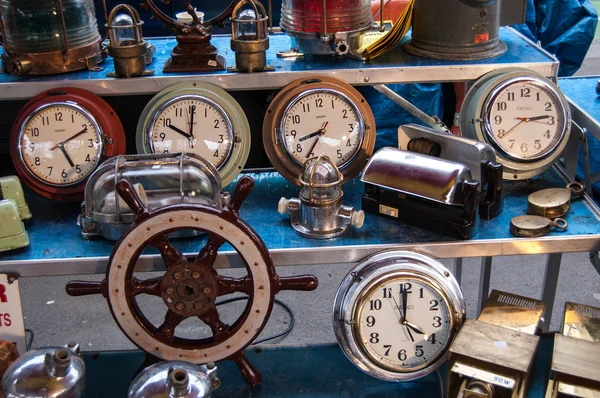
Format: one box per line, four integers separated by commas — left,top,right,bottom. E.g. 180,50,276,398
198,306,230,342
195,234,226,266
127,277,162,297
216,276,252,296
156,310,186,343
150,236,186,268
233,352,261,386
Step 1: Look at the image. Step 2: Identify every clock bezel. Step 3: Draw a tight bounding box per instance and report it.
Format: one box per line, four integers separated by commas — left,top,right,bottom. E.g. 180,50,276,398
136,82,251,187
481,75,569,163
333,250,465,382
352,271,454,375
263,77,376,186
459,68,571,180
17,101,104,188
277,87,366,170
10,87,125,201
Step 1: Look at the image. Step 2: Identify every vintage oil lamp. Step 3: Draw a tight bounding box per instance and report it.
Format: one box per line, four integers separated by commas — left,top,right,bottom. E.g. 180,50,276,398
230,0,271,72
140,0,240,72
106,4,154,78
278,0,373,56
0,0,103,75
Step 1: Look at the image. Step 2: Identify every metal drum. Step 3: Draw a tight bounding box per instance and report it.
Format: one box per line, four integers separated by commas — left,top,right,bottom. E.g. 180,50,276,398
280,0,373,56
0,0,103,75
403,0,524,60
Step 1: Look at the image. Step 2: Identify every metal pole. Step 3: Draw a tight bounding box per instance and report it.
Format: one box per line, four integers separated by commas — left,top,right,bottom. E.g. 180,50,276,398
453,258,463,286
477,257,492,315
541,253,562,332
372,84,450,133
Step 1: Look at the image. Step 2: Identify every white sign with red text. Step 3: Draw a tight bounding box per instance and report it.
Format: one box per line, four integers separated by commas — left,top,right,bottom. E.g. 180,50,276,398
0,275,26,354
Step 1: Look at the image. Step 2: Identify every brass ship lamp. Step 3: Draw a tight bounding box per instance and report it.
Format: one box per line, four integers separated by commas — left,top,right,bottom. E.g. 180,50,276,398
229,0,272,72
106,4,154,78
140,0,241,73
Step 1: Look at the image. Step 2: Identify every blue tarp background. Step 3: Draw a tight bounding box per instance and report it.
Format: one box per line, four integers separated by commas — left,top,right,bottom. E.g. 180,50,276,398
513,0,598,77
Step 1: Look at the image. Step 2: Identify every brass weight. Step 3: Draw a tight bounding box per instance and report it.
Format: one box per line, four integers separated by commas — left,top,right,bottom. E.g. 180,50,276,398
510,215,568,238
527,182,584,219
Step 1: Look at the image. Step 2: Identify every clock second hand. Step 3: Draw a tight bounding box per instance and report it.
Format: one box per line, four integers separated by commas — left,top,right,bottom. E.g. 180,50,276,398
497,118,527,139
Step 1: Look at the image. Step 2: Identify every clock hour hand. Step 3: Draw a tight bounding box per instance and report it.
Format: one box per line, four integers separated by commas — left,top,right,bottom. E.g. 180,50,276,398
50,127,88,150
56,144,75,168
403,320,425,335
299,130,323,142
167,124,192,139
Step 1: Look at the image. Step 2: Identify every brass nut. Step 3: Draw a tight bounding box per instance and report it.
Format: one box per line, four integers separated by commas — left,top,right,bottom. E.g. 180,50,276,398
166,287,175,295
174,272,183,280
192,271,200,279
203,287,212,295
175,302,185,311
194,302,203,310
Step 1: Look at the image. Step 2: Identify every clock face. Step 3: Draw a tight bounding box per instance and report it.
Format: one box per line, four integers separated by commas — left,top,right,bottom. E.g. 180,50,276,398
280,90,363,168
149,96,234,169
18,104,103,186
355,277,452,373
485,80,567,162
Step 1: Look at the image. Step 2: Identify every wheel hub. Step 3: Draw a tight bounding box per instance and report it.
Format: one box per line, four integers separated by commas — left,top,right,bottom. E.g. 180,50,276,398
161,262,218,317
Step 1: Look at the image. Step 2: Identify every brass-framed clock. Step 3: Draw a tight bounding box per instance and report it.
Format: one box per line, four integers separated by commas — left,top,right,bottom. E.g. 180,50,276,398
263,77,376,185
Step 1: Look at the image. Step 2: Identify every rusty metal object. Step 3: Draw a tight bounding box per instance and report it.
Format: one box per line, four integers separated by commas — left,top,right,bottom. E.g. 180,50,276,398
66,175,318,386
0,341,19,382
139,0,241,72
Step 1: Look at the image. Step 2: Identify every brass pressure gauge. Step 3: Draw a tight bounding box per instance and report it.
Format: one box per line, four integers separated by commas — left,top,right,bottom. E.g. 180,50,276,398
263,77,376,185
136,82,251,187
460,68,571,180
334,250,465,381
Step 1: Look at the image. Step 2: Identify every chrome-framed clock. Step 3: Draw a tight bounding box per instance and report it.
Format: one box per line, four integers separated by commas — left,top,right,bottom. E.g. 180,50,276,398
263,77,376,185
10,87,125,201
333,250,465,381
136,82,251,187
460,68,571,180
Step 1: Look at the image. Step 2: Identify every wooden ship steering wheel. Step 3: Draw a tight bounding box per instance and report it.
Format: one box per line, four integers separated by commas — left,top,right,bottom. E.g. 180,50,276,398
66,176,318,386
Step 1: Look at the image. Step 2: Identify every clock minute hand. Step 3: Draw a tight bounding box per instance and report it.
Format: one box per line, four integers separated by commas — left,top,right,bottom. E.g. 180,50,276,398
167,124,192,139
50,127,88,150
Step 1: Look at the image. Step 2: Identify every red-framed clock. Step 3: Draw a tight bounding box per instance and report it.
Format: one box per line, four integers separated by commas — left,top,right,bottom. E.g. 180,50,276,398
10,87,125,201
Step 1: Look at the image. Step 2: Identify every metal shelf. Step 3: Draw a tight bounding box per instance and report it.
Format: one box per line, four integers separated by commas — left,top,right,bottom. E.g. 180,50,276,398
0,27,558,100
1,164,599,277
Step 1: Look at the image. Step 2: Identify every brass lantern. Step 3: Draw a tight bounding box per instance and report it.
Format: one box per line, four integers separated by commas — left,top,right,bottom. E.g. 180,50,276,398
106,4,154,78
230,0,271,73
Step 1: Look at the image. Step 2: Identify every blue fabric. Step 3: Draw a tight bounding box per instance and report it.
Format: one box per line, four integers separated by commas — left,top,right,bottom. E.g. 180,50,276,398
513,0,598,76
358,84,445,149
